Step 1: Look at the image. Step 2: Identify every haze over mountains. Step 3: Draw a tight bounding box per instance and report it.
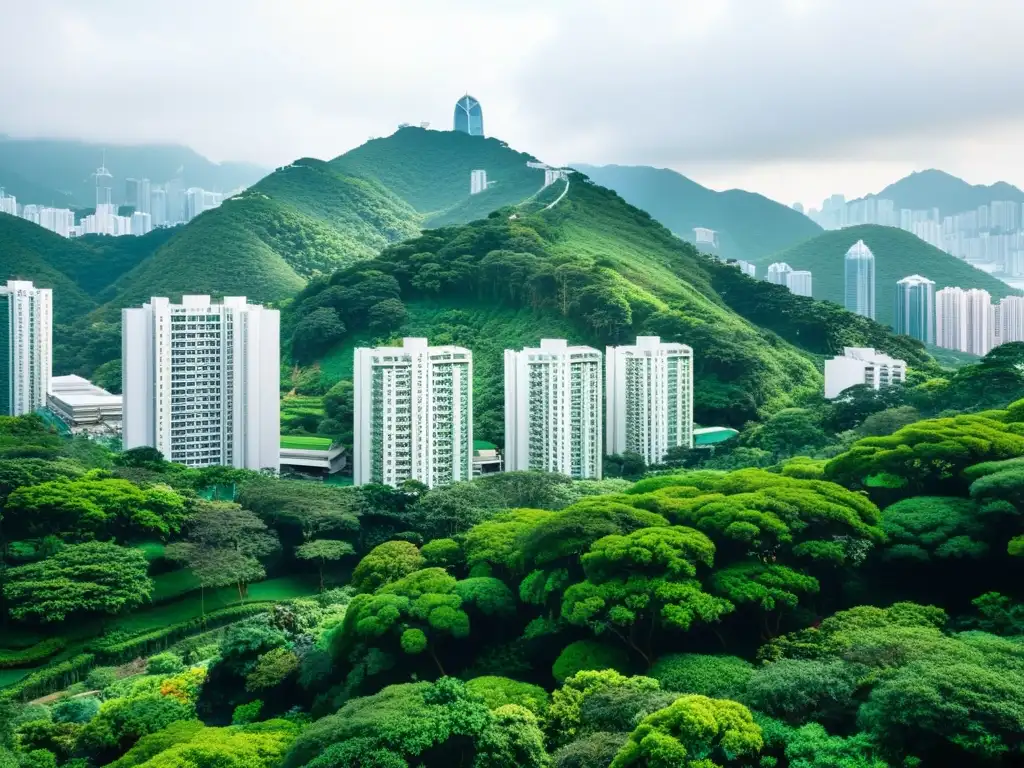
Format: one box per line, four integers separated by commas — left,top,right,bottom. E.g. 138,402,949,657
861,169,1024,214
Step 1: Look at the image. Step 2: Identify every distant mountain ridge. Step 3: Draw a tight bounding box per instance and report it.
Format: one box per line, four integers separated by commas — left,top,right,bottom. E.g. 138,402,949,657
863,169,1024,215
571,164,822,261
0,137,269,207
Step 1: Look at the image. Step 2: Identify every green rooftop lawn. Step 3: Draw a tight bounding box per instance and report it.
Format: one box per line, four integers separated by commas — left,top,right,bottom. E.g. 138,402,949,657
281,435,333,450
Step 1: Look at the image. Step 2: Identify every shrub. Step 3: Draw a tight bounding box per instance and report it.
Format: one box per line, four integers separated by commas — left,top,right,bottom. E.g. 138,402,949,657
552,640,631,683
51,697,101,724
0,639,67,669
145,653,184,676
743,659,859,726
552,732,630,768
649,653,754,698
85,667,119,692
464,676,549,718
0,655,96,703
232,700,264,725
421,538,463,569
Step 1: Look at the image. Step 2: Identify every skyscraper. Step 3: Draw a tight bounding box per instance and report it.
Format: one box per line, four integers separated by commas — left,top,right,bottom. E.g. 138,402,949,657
606,336,693,466
965,288,992,356
895,275,935,344
766,262,793,285
997,296,1024,344
453,94,484,136
0,280,52,416
470,170,488,195
504,339,603,479
354,337,472,489
787,270,813,297
936,287,967,352
122,295,280,470
844,240,876,319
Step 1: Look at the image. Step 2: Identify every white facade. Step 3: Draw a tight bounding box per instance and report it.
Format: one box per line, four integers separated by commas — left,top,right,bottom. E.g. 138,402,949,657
131,211,153,236
786,270,813,297
965,288,992,356
996,296,1024,345
504,339,602,479
48,374,122,428
693,228,719,249
354,337,472,489
936,287,967,352
0,193,16,216
766,262,793,285
606,336,694,465
122,295,280,470
0,280,52,416
844,240,876,319
895,274,935,345
470,170,488,195
824,347,906,399
733,260,756,278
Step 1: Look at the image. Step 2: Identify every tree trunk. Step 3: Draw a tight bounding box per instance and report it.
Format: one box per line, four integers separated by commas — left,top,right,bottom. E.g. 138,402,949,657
428,646,446,677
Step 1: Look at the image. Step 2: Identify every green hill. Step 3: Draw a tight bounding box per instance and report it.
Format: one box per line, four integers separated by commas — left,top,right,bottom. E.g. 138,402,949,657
571,164,822,261
867,169,1024,214
331,126,546,221
0,137,267,207
756,224,1017,328
0,213,97,321
286,173,934,442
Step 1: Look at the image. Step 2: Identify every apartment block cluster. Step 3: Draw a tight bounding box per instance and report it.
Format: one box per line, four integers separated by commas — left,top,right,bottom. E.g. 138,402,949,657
895,275,1024,356
0,168,231,240
354,336,694,488
765,262,813,297
805,194,1024,277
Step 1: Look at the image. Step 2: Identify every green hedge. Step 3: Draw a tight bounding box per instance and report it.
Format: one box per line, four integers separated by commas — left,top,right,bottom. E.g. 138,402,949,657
0,654,95,702
89,603,273,665
0,638,67,669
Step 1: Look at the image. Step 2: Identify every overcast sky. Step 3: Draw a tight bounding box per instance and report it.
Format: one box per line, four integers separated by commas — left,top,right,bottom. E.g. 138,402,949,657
3,0,1023,208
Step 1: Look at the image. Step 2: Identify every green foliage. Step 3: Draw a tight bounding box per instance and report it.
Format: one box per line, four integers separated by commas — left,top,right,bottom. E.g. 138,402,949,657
145,654,184,676
881,497,988,561
4,541,152,623
463,507,553,574
782,723,890,768
552,732,630,768
107,718,297,768
76,695,196,763
546,669,661,747
285,677,547,768
245,648,299,691
649,654,754,698
610,694,763,767
50,697,101,725
350,541,425,593
0,639,67,670
464,676,549,718
231,701,264,725
552,641,632,684
743,659,859,726
420,538,463,569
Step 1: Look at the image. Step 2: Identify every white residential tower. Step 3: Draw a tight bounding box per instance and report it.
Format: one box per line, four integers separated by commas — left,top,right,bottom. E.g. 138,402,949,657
0,280,52,416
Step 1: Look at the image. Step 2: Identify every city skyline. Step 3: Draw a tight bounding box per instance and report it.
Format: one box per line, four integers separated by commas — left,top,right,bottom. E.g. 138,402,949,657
3,2,1024,208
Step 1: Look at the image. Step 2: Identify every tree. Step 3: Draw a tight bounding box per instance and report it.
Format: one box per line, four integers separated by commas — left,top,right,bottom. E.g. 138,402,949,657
604,452,647,479
739,408,829,459
546,669,660,746
743,659,859,727
0,458,82,562
649,653,754,698
610,694,763,767
366,298,407,334
350,540,425,593
464,676,549,718
103,720,297,768
284,678,546,768
295,539,355,591
4,541,151,623
552,641,632,685
75,695,196,764
291,308,345,365
4,472,188,542
246,647,300,692
462,508,553,576
165,501,279,609
881,496,989,562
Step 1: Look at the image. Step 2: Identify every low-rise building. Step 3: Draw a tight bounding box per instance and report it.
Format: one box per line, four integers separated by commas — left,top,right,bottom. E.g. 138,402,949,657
824,347,906,399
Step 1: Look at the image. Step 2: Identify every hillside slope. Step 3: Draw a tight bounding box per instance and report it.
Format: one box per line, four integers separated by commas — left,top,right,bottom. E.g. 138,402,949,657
331,126,546,222
572,164,821,261
286,173,934,443
756,224,1017,327
866,169,1024,214
0,137,267,207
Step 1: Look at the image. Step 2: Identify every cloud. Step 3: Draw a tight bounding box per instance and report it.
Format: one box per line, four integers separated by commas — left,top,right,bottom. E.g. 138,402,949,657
2,0,1023,204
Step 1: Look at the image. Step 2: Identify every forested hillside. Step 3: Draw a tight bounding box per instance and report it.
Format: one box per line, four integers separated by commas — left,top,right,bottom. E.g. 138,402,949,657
756,224,1017,327
284,173,935,445
573,164,822,261
866,168,1024,214
3,345,1024,768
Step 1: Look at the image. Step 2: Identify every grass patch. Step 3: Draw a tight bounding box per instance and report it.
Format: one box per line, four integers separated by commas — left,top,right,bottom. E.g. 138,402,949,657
0,667,36,688
151,569,203,603
281,435,333,450
135,541,166,562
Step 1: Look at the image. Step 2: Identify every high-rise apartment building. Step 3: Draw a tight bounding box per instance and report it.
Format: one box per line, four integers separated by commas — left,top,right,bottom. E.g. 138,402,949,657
606,336,693,466
844,240,876,319
354,337,472,489
453,94,484,136
150,189,167,227
824,347,906,399
0,192,16,216
504,339,602,479
787,270,813,297
0,281,52,416
122,295,280,470
470,170,488,195
936,287,967,352
895,275,935,344
766,262,793,285
997,296,1024,344
965,288,992,356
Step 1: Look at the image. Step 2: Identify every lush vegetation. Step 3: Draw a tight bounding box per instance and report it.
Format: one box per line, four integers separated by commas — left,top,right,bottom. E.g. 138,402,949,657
4,345,1024,767
284,172,938,447
575,164,823,261
755,224,1015,328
